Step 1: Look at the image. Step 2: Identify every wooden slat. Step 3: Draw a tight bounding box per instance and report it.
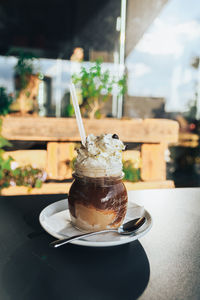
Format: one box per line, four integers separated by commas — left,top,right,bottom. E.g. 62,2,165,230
179,133,199,141
47,143,59,179
124,180,174,190
1,180,174,195
47,142,76,180
3,150,47,170
1,183,70,195
58,143,76,178
141,143,166,181
2,116,179,143
178,133,199,148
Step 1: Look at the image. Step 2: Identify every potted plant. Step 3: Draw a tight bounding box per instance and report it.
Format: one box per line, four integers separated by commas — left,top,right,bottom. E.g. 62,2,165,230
9,50,41,115
71,60,127,119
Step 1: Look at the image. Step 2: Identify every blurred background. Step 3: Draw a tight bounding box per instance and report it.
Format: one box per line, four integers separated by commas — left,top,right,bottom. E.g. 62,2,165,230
0,0,200,191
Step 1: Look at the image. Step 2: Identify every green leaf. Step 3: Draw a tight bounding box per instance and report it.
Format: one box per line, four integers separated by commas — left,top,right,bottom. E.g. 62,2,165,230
2,158,12,171
0,149,5,156
0,136,12,148
12,168,20,176
94,110,101,119
123,160,140,182
2,181,10,188
25,91,31,98
65,104,75,117
0,87,13,116
35,179,42,188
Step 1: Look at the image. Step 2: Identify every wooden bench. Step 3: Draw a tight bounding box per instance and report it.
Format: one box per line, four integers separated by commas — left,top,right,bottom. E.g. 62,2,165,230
1,116,179,195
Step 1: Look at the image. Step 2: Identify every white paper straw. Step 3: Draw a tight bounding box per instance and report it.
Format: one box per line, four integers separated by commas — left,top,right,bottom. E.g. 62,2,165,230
69,82,86,146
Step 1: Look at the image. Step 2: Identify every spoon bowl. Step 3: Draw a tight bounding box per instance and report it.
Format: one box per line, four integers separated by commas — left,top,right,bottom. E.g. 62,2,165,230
118,217,146,235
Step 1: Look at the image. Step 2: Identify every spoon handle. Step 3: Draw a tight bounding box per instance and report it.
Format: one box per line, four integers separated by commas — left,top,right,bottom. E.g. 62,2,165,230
50,229,118,248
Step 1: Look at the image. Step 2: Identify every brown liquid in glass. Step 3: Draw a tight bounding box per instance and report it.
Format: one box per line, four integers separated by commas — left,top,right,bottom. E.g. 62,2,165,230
68,175,128,227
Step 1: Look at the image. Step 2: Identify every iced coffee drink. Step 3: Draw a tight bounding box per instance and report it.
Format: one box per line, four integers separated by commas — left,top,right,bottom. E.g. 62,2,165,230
68,134,128,231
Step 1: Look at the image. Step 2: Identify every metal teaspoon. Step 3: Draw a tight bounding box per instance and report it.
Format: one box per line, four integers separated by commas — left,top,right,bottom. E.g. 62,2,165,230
50,216,146,248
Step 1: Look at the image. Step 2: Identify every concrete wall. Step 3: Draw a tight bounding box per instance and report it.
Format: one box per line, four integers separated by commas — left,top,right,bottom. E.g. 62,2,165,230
123,96,165,119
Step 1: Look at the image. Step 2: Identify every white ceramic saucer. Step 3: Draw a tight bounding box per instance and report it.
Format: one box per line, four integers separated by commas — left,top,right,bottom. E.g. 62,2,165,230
39,197,152,247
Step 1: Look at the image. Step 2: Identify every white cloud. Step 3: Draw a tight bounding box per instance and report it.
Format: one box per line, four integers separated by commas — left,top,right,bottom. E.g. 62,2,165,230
182,69,193,84
127,63,151,77
176,20,200,39
135,19,200,57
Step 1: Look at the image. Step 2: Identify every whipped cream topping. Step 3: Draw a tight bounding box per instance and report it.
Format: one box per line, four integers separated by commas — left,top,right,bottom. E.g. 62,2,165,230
75,134,125,177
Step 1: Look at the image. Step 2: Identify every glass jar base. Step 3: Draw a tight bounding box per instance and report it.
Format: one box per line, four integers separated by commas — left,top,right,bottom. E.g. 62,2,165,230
69,204,124,231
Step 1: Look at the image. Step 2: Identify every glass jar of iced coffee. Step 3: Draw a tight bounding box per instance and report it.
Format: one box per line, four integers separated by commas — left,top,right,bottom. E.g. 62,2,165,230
68,172,128,231
68,133,128,231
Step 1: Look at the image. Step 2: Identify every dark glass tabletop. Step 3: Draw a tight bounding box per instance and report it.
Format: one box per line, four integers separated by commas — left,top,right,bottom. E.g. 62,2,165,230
0,188,200,300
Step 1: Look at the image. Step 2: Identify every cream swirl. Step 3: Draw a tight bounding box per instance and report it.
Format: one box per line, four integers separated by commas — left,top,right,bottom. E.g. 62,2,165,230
75,134,125,177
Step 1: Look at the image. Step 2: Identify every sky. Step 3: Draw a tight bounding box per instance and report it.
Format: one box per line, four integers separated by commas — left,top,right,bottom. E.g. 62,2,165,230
126,0,200,112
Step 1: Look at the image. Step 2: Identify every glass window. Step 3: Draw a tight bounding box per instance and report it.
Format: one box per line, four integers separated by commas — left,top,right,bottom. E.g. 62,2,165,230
126,0,200,117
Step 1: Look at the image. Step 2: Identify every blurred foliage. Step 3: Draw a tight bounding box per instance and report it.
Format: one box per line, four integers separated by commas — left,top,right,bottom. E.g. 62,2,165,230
0,87,13,115
65,103,75,117
191,56,200,70
0,119,12,147
0,118,44,193
9,165,43,188
123,160,140,182
69,157,77,171
72,60,113,99
0,161,44,192
8,49,40,91
14,51,37,77
72,60,127,118
184,55,200,122
184,99,197,122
